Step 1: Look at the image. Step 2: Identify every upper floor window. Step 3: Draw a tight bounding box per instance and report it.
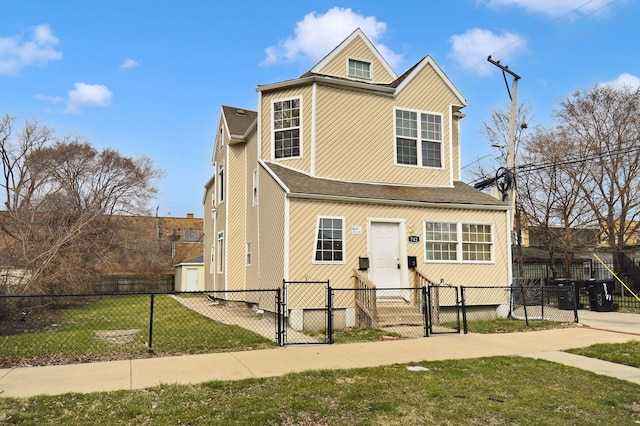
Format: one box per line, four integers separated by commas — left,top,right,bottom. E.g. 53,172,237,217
273,98,301,159
314,217,344,263
218,161,224,203
348,58,371,80
395,109,442,168
425,221,493,263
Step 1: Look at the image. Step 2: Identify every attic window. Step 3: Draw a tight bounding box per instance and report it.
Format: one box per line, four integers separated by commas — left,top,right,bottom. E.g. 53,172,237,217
348,59,371,80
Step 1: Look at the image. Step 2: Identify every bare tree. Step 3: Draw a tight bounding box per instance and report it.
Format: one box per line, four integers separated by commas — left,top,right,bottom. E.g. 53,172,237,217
0,114,164,294
555,84,640,271
518,128,597,277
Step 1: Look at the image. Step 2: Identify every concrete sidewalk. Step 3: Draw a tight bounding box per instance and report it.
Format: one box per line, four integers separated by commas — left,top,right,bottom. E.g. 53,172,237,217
1,323,639,398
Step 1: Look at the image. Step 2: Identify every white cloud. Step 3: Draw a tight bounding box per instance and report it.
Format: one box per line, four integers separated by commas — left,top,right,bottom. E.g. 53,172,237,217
0,24,62,75
262,7,402,69
602,73,640,90
449,28,526,76
478,0,613,17
35,93,64,104
119,58,139,69
65,83,113,114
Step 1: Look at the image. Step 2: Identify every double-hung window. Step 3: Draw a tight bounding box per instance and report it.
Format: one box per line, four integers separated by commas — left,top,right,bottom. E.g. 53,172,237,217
395,109,442,168
425,222,493,262
314,217,344,263
273,98,301,159
218,161,224,203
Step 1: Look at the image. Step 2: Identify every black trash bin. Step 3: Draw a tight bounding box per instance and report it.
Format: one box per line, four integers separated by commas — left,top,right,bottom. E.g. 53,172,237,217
587,280,619,312
553,279,582,310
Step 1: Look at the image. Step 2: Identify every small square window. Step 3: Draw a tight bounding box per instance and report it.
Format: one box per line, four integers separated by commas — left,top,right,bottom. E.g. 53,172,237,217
348,59,371,80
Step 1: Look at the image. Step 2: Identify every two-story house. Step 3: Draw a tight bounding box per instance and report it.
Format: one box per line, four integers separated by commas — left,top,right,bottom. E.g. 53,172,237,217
204,29,511,330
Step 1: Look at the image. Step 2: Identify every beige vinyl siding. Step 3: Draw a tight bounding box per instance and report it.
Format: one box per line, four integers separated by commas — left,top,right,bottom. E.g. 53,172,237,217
315,36,395,83
245,133,260,291
203,182,215,291
285,198,509,309
314,82,453,186
258,167,287,289
226,143,247,291
260,86,313,173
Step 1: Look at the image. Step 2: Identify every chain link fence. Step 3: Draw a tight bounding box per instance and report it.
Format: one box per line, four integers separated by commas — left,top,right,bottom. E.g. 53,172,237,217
460,284,579,333
0,290,280,368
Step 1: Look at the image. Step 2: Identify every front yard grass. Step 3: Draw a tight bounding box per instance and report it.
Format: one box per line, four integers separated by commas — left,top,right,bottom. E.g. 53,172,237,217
566,340,640,368
1,355,639,425
0,294,275,367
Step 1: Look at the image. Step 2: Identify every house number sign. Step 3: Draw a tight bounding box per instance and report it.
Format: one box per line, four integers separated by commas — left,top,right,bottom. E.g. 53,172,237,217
408,236,420,243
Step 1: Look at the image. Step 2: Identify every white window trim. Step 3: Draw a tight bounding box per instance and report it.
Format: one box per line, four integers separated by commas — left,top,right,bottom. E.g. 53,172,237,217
394,107,444,170
346,56,372,81
424,221,494,264
312,215,346,265
272,96,303,160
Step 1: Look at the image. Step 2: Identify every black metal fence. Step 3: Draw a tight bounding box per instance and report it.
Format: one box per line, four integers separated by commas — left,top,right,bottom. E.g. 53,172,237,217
2,280,629,368
460,284,579,334
517,262,640,310
0,290,281,368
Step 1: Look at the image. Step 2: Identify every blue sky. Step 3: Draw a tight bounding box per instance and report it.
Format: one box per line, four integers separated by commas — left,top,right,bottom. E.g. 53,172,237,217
1,1,638,217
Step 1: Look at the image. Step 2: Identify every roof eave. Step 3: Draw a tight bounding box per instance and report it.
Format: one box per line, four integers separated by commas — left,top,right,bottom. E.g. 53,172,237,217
287,192,509,211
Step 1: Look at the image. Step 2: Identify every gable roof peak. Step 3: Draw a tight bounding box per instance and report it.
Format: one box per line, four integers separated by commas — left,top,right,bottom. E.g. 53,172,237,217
307,28,397,80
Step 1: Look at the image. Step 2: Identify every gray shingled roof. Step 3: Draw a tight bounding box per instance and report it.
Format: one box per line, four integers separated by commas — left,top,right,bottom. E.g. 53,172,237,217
222,105,257,136
264,162,507,208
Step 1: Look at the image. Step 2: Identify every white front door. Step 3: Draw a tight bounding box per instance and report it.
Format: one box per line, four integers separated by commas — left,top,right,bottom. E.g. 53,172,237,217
186,268,198,292
370,222,406,300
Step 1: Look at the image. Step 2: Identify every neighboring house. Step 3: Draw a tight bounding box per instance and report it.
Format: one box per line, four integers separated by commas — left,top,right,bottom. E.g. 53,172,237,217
204,29,511,329
175,255,205,292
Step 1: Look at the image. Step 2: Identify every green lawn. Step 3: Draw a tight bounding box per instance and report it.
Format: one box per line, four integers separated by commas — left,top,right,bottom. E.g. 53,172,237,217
1,355,639,425
567,340,640,368
0,295,275,367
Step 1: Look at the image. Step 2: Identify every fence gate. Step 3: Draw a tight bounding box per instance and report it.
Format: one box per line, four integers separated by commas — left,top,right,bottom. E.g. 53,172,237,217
282,280,331,345
428,285,461,334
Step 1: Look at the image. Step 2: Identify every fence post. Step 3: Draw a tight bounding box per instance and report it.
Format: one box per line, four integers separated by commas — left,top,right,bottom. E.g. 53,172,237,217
520,285,529,326
461,286,468,334
540,285,545,321
422,286,430,337
148,293,155,353
571,282,579,323
327,281,334,344
276,288,283,346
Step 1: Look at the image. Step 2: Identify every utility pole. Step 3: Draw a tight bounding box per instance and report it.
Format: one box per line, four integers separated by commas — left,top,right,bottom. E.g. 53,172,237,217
487,55,520,209
487,56,522,276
